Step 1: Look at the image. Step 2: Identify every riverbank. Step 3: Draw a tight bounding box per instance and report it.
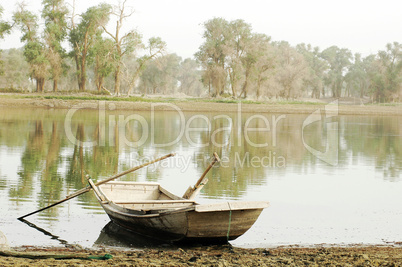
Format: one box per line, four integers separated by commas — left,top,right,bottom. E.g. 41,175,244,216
1,245,402,266
0,93,401,116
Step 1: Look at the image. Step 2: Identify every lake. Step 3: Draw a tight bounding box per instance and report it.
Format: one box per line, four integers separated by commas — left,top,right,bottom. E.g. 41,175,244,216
0,103,401,248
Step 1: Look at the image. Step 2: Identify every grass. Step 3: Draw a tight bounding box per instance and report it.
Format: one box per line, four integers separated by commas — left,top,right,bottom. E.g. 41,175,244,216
0,92,266,104
2,91,399,106
0,93,330,106
0,88,23,93
0,94,179,103
365,102,402,107
189,98,323,105
275,100,323,105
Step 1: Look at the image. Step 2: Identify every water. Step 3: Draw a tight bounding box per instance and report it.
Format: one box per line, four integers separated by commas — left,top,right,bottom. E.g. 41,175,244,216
0,104,401,248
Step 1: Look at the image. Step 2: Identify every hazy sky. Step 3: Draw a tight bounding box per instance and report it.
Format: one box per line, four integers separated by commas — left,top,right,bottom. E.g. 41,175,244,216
1,0,401,59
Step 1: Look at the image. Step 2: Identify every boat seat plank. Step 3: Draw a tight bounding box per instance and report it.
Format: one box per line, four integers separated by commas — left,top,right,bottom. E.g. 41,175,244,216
114,200,196,204
195,201,269,212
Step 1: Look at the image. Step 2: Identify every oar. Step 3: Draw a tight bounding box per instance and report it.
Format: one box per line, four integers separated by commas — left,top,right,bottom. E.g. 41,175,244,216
18,153,175,220
182,152,220,199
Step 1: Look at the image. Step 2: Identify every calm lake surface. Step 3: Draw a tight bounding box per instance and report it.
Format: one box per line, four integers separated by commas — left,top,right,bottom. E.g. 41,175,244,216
0,104,401,248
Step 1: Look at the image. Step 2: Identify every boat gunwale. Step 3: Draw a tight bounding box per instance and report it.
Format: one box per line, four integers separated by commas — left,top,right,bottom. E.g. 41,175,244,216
96,181,269,217
103,200,196,218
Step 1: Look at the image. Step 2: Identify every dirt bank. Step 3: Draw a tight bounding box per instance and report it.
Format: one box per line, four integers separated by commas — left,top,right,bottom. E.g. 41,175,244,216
0,94,401,116
1,245,402,266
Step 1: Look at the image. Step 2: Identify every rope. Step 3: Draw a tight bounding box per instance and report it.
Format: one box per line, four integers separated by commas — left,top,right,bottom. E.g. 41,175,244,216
226,202,232,241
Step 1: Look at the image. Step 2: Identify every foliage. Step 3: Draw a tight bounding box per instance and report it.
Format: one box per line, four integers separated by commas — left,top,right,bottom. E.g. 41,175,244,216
89,36,115,92
0,48,30,90
139,53,181,95
178,58,204,96
0,5,12,39
42,0,69,92
368,42,402,102
68,3,111,91
195,18,230,97
126,36,167,96
101,0,142,95
13,4,48,92
297,44,328,98
321,46,352,97
0,5,12,76
271,41,308,99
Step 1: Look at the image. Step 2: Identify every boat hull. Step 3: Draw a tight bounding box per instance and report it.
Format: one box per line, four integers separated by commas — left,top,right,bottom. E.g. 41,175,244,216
186,209,264,242
101,202,188,242
92,181,268,243
100,201,264,243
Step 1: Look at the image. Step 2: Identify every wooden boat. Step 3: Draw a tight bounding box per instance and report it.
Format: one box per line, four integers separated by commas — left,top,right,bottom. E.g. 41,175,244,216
89,180,268,243
18,152,267,243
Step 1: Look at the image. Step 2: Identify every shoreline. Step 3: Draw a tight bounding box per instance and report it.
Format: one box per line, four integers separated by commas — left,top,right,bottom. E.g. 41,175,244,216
1,245,402,266
1,93,401,116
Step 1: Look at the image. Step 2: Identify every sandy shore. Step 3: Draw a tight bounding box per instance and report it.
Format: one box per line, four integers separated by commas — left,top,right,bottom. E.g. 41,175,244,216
0,94,401,116
1,245,402,266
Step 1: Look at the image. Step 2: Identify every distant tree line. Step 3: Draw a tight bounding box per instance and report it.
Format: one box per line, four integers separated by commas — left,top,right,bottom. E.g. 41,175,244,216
195,18,401,102
0,3,401,102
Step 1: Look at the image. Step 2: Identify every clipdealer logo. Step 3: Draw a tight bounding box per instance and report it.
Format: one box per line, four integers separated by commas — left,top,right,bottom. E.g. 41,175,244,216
302,100,339,166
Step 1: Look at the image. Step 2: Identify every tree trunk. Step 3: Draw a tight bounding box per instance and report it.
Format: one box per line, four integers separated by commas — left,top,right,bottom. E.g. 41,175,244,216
97,76,104,92
37,78,45,93
241,74,249,98
256,78,261,99
127,67,142,96
229,69,237,98
79,58,86,92
286,85,291,99
36,78,40,92
41,78,45,93
53,79,58,92
114,64,121,95
74,53,81,91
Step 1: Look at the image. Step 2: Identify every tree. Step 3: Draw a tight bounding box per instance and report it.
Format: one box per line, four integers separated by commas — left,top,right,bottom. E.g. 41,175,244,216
0,5,12,76
240,33,273,99
273,41,308,99
178,58,204,96
89,36,115,92
126,36,166,96
13,3,48,92
297,44,328,98
368,42,402,102
252,34,275,99
196,18,275,99
139,58,163,94
42,0,69,92
227,19,252,98
139,53,181,95
102,0,142,95
344,53,367,98
69,3,111,91
0,5,12,39
321,46,352,97
0,48,30,90
196,18,231,96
